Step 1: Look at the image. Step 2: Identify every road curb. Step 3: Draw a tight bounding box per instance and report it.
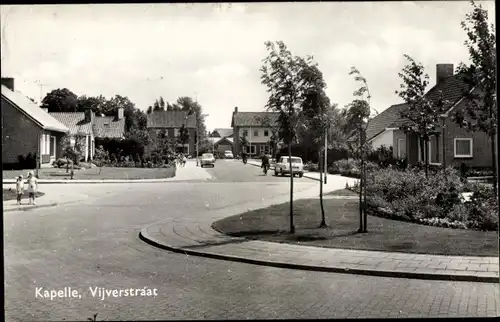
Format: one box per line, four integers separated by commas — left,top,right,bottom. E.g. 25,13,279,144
139,227,498,284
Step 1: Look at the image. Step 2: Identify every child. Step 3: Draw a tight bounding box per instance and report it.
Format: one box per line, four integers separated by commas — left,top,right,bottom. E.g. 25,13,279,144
26,171,38,205
15,175,24,205
182,155,187,167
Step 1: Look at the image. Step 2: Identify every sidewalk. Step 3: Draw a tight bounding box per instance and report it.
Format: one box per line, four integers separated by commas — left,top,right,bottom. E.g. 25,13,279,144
2,160,212,184
140,173,499,283
3,184,90,212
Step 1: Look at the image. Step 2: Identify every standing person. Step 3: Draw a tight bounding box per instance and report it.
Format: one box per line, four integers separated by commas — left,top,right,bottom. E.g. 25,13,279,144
261,153,270,174
182,154,187,167
26,171,38,205
15,175,24,205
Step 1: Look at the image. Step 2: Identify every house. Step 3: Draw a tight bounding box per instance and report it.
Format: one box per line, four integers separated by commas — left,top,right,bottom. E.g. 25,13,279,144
210,128,233,138
146,110,197,156
231,106,281,157
50,108,126,162
1,78,69,169
208,128,234,154
362,63,493,168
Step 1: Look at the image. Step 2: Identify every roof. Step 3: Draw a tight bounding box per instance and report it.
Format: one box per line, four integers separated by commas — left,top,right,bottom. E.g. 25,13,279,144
212,128,233,138
93,116,126,138
231,111,280,127
216,137,234,145
207,136,234,145
426,74,469,114
366,103,408,142
147,110,197,128
1,85,69,133
49,112,93,135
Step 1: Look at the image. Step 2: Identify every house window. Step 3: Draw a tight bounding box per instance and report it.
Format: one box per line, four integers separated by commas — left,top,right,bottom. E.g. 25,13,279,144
454,138,473,158
246,144,256,155
174,128,180,137
397,139,404,158
264,130,269,137
50,136,56,157
243,130,248,137
44,134,50,155
254,130,258,137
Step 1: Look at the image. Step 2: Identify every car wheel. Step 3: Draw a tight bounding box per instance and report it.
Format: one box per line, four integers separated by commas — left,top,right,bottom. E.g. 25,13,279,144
274,170,278,176
299,173,303,178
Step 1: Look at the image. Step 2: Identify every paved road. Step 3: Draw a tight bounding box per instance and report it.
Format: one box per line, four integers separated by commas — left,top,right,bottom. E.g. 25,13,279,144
206,159,292,182
4,161,499,321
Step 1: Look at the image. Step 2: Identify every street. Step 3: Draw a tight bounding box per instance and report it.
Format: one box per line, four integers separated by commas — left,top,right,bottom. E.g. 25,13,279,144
4,160,499,321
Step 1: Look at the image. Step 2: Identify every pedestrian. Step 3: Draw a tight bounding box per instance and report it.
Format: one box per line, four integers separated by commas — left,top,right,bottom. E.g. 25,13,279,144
182,154,187,167
26,171,38,205
15,175,24,205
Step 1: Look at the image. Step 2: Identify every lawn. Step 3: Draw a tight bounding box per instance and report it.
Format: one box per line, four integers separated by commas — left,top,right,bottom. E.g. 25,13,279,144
3,188,45,201
327,188,359,197
3,166,176,180
212,194,497,257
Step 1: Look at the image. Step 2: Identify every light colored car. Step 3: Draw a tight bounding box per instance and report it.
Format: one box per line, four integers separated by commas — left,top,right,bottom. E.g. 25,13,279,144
224,150,234,159
274,156,304,177
200,153,215,167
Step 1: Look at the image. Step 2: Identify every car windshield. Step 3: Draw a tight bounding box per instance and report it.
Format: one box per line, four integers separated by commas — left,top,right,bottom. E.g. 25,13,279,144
280,157,302,164
202,154,213,158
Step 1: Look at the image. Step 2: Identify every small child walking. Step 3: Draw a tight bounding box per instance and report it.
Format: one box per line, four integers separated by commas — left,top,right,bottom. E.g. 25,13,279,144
15,175,24,205
26,171,38,205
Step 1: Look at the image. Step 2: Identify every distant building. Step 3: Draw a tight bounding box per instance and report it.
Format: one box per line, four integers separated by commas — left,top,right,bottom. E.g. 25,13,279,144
146,110,197,156
231,106,281,156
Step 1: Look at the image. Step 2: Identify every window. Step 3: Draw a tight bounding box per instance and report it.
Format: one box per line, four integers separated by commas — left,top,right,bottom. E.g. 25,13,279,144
264,130,269,137
397,139,404,158
174,128,180,137
246,144,256,154
243,130,248,137
253,130,258,137
454,138,473,158
50,136,56,157
44,134,49,155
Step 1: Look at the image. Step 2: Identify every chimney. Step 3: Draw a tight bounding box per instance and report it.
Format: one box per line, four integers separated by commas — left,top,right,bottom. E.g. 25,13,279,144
436,64,454,85
84,108,94,123
117,107,124,120
234,106,238,113
1,77,14,91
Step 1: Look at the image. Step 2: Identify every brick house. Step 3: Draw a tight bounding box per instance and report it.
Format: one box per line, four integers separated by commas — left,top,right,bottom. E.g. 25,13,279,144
50,108,126,162
361,63,493,168
1,78,69,169
146,110,197,156
231,106,281,157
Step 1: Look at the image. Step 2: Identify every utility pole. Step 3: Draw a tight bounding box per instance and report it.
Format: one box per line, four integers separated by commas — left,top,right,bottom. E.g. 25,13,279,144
324,127,328,184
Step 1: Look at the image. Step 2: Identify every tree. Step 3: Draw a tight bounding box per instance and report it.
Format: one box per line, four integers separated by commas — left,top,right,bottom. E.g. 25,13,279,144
166,102,174,111
93,145,109,174
159,97,166,110
260,40,317,234
240,135,249,155
147,106,153,114
41,88,78,112
176,96,208,152
453,0,497,196
347,67,373,233
395,55,448,178
178,124,190,149
61,134,86,168
153,99,161,111
77,95,106,114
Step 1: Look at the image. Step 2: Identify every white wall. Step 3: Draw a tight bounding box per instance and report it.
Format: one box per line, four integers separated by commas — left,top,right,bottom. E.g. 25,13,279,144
371,130,394,150
240,127,273,143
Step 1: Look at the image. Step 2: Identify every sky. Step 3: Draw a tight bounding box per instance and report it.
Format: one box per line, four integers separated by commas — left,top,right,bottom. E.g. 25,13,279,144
1,1,496,131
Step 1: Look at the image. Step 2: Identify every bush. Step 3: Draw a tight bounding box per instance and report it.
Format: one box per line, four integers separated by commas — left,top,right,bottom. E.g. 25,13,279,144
52,158,74,168
364,166,496,230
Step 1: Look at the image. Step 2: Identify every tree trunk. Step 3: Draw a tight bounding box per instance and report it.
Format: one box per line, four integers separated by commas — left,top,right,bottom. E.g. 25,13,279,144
288,143,295,234
99,165,102,175
491,134,498,197
358,126,364,233
319,148,327,228
362,128,367,232
424,138,429,179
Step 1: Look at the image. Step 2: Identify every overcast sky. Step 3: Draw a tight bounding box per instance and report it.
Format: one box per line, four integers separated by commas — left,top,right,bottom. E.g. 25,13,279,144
1,1,495,131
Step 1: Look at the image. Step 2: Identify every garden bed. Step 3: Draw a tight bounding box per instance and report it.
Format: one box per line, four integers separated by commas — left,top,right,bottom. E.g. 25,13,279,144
212,198,497,256
3,166,176,180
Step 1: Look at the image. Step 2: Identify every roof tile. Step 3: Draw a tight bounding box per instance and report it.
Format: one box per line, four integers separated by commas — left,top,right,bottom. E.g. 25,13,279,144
147,111,196,128
232,112,280,127
93,116,126,138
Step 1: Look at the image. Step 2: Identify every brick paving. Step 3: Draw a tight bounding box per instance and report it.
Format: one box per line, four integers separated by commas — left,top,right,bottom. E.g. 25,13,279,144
4,162,499,320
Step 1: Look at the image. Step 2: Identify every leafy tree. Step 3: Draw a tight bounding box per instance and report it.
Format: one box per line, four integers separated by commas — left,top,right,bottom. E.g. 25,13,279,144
153,99,161,111
176,96,208,151
396,54,448,178
178,124,190,148
260,40,318,234
147,106,153,114
41,88,78,112
159,97,166,110
453,0,497,196
240,135,249,155
77,95,106,114
93,145,109,174
61,134,86,168
347,67,373,233
166,102,174,111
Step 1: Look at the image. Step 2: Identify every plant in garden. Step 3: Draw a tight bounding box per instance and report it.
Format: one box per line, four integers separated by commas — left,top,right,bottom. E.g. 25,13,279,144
93,145,108,174
61,134,85,169
396,54,449,178
260,40,318,233
453,1,497,196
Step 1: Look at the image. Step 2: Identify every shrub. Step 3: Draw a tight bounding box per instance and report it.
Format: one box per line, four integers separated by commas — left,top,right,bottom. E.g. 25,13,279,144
53,158,74,168
464,184,498,231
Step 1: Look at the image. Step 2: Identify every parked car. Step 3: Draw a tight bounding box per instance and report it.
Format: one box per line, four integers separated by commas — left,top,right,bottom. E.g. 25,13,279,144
274,156,304,177
224,150,234,159
200,153,216,168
